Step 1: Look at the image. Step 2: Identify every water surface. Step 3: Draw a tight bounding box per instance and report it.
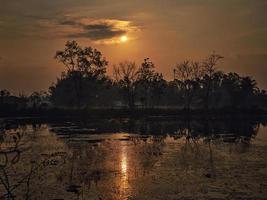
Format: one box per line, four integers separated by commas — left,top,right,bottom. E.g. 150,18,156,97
0,118,267,200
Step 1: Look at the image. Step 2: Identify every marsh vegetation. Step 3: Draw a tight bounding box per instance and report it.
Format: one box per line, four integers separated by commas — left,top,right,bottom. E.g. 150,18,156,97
0,41,266,117
0,118,267,199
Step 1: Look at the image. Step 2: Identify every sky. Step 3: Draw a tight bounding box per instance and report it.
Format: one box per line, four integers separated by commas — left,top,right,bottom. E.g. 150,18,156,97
0,0,267,94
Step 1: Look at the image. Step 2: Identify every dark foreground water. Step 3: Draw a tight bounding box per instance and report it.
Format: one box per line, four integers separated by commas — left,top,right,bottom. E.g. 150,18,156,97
0,118,267,200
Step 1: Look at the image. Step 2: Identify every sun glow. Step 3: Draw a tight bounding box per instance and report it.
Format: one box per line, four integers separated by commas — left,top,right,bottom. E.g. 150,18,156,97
120,145,129,192
121,145,127,174
120,35,128,42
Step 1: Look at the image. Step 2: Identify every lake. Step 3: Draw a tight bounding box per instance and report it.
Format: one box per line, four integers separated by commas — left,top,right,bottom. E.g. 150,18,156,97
0,118,267,200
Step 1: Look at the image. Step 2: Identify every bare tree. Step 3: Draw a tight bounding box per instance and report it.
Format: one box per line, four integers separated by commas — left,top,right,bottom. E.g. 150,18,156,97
174,61,204,109
113,61,138,110
202,52,223,110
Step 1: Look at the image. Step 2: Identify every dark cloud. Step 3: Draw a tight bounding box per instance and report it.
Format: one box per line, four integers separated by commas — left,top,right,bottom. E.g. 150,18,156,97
59,19,128,40
72,24,126,40
69,28,126,40
84,24,111,30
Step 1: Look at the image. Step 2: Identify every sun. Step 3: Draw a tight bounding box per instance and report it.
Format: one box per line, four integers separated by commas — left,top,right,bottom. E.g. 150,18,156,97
120,35,128,42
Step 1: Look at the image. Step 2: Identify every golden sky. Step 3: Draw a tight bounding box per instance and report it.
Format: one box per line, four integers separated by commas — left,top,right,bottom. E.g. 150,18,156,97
0,0,267,93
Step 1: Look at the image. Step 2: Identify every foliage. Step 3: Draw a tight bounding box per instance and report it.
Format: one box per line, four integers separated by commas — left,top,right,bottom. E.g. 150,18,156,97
173,61,203,109
55,40,108,79
113,61,138,109
0,42,266,113
50,41,109,108
136,58,166,108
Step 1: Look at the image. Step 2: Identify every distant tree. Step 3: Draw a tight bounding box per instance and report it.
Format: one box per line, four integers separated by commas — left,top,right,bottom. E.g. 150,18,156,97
240,76,258,95
52,41,108,108
174,61,204,109
113,61,138,110
202,52,223,110
208,71,224,108
257,90,267,108
162,81,182,107
150,73,166,107
29,91,48,109
220,73,242,108
0,89,10,98
55,41,108,78
0,89,10,105
136,58,166,108
240,76,258,108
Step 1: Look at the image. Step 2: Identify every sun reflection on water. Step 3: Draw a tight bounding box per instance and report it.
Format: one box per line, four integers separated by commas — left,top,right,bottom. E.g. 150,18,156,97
120,144,129,196
121,150,127,175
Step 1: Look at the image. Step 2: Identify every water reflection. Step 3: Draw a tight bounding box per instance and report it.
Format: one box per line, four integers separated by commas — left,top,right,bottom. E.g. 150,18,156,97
0,118,267,199
120,144,129,199
121,147,127,175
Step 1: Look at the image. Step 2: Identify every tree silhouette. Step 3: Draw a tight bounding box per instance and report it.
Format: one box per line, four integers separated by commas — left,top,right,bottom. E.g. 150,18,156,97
240,76,258,107
113,61,138,110
52,41,108,108
0,90,10,105
55,41,108,78
1,45,267,115
136,58,166,108
173,61,203,109
202,52,223,110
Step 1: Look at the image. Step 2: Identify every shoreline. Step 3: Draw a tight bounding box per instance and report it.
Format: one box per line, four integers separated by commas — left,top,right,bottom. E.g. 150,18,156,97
1,108,267,126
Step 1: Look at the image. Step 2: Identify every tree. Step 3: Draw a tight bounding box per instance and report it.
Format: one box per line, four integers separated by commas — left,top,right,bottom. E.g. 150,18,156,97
173,61,203,109
149,73,166,108
52,41,108,108
0,89,10,105
202,52,223,110
220,73,242,108
240,76,258,108
113,61,138,110
0,89,10,98
55,41,108,78
208,71,224,108
136,58,166,108
29,91,48,109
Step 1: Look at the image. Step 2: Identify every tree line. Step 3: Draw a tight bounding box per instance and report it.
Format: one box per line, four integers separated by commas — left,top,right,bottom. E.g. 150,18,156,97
1,40,267,113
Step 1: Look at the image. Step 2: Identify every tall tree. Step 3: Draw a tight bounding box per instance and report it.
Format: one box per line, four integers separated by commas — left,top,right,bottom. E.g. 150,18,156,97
174,61,203,109
136,58,165,108
55,41,108,78
53,40,108,107
113,61,138,110
202,52,223,110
